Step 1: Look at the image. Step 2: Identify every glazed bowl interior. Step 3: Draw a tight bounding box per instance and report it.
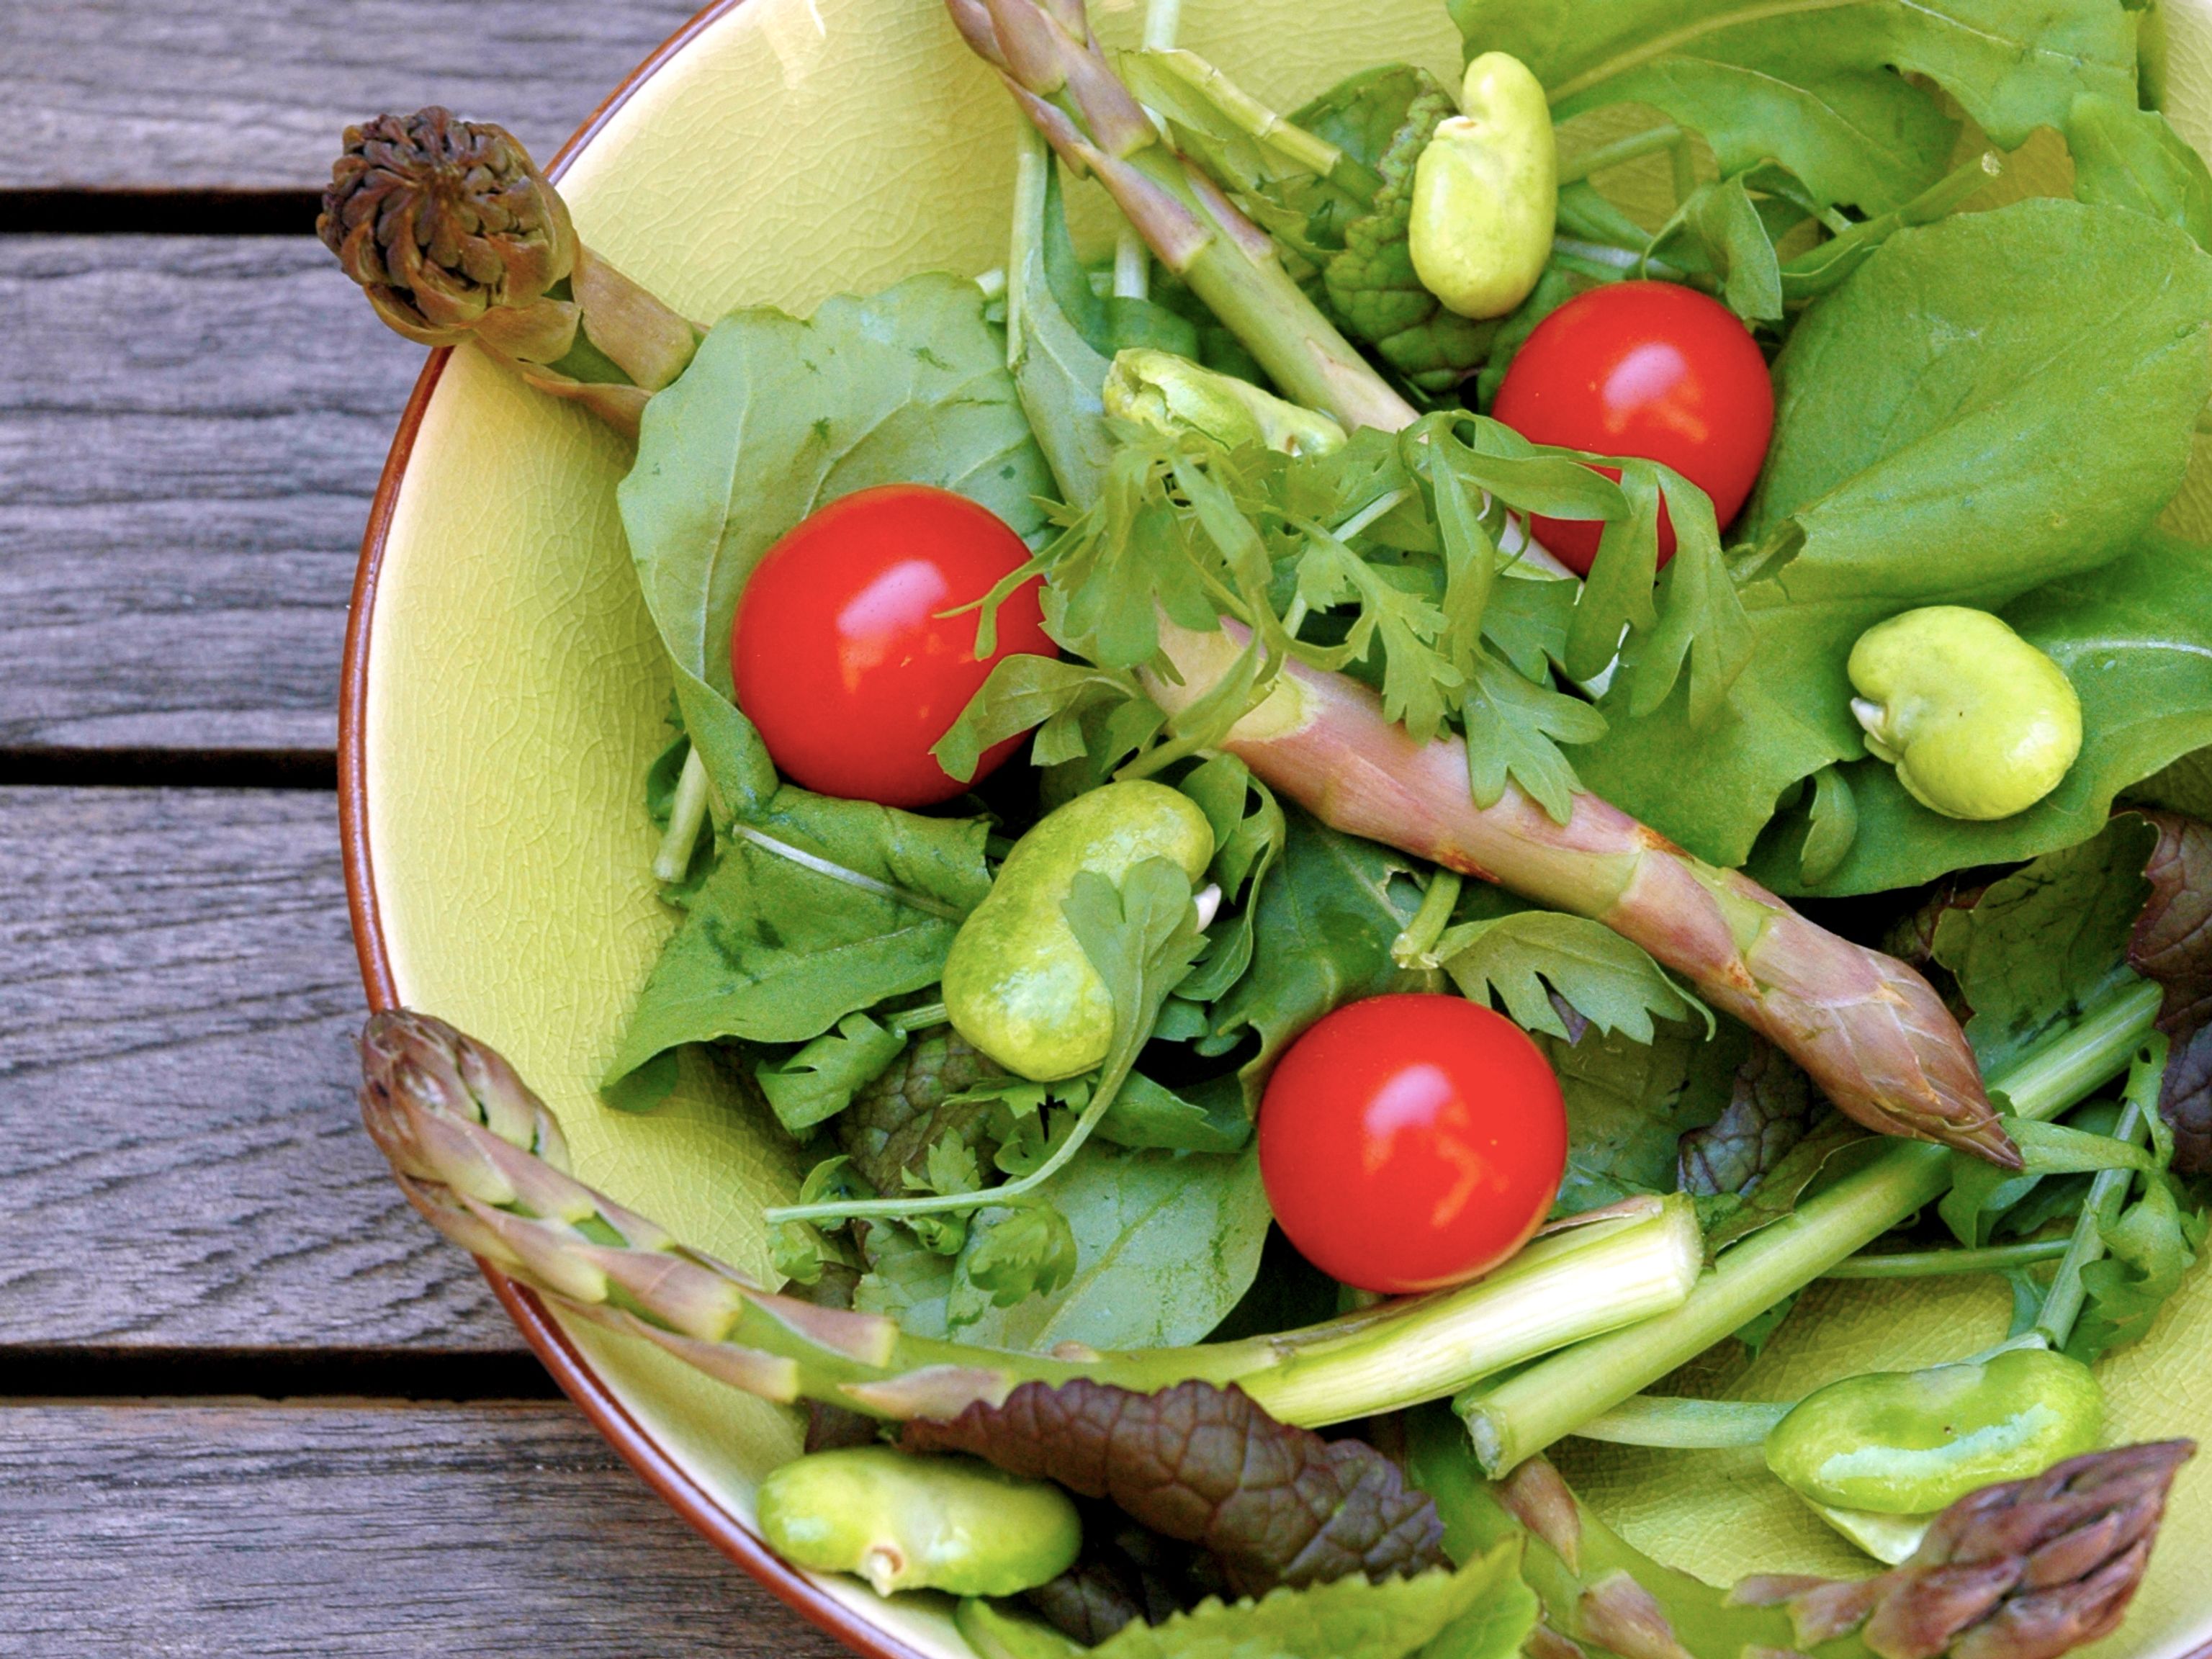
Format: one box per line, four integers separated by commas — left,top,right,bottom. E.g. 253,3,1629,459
356,2,2212,1655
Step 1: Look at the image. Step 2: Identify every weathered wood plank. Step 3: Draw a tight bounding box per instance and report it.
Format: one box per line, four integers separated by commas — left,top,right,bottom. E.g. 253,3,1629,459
0,0,703,191
0,235,421,752
0,1401,847,1658
0,786,523,1354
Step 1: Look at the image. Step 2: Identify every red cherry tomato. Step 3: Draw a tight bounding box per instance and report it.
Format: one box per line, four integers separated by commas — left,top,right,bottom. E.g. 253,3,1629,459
732,484,1052,808
1492,280,1775,578
1257,994,1568,1295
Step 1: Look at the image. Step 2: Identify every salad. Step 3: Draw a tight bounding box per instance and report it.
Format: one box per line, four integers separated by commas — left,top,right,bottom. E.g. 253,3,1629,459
323,0,2212,1654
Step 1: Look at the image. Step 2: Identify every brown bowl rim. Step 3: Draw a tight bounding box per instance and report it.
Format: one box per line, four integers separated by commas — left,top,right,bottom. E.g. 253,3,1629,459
334,9,2212,1659
338,6,929,1655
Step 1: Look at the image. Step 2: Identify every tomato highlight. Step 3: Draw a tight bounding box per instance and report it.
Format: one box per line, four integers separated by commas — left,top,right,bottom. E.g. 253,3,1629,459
1492,280,1775,577
1256,994,1568,1295
732,484,1052,809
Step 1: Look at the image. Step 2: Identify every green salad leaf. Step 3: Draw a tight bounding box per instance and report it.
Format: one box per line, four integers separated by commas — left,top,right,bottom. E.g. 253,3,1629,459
1451,0,2134,213
605,799,992,1079
2070,90,2212,251
1754,532,2212,894
1537,1020,1721,1215
755,1012,909,1135
1578,199,2212,871
1431,907,1703,1046
1205,808,1435,1102
855,1143,1269,1352
958,1542,1532,1659
1930,814,2155,1079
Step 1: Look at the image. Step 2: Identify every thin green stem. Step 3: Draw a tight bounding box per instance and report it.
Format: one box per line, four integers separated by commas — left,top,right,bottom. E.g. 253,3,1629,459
1006,123,1049,373
890,1002,950,1035
652,745,711,883
1559,124,1686,184
1571,1394,1790,1448
1393,871,1465,968
2034,1034,2168,1349
1821,1238,2072,1280
1456,981,2164,1475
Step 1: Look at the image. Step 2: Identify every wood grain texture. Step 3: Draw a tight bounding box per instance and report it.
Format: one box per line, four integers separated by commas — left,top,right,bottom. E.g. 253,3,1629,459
0,236,425,752
0,786,521,1354
0,1401,847,1658
0,0,705,190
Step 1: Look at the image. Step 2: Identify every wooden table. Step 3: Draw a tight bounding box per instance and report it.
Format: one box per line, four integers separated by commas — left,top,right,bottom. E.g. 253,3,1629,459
0,4,846,1652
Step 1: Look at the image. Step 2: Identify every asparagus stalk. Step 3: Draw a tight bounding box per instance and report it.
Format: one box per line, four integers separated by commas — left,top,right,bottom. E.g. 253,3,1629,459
1143,618,2012,1164
943,2,2009,1168
320,97,2008,1165
1455,981,2165,1476
360,1010,1701,1426
1407,1411,2194,1659
318,109,699,436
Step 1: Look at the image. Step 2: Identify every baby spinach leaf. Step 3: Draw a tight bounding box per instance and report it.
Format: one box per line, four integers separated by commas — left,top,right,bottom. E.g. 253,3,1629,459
1095,1073,1254,1154
858,1147,1263,1354
620,273,1056,809
1205,808,1435,1102
907,1377,1449,1596
1753,532,2212,894
1579,201,2212,870
1933,815,2157,1079
1538,1020,1715,1215
606,799,990,1079
2070,91,2212,251
755,1012,908,1136
1452,0,2133,213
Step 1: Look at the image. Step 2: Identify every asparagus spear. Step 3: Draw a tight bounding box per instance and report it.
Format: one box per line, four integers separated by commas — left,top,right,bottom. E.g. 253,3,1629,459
359,1010,1702,1426
318,101,2008,1164
318,109,699,436
941,2,2008,1166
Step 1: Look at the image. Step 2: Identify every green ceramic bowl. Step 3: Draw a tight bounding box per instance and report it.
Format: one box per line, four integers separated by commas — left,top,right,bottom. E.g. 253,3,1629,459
343,3,2212,1655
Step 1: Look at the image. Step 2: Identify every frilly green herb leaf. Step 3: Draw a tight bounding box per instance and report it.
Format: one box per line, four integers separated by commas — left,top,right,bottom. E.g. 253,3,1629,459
1432,909,1704,1046
756,1012,909,1136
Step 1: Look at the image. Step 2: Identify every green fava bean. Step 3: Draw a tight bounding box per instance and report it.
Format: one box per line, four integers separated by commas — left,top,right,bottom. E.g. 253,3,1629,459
757,1446,1082,1597
1848,606,2083,821
943,780,1214,1082
1408,52,1557,320
1763,1348,2103,1516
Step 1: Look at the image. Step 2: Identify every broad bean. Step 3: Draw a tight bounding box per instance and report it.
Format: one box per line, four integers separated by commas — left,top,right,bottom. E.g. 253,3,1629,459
757,1446,1081,1597
1848,606,2082,820
1408,52,1557,320
1763,1347,2103,1515
942,781,1214,1080
1104,348,1346,457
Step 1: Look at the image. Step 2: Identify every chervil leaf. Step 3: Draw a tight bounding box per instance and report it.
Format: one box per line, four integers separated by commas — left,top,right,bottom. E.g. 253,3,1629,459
755,1012,909,1136
935,655,1145,784
954,1202,1081,1316
2068,1173,2208,1363
1457,650,1606,824
1174,754,1288,1004
1433,909,1701,1046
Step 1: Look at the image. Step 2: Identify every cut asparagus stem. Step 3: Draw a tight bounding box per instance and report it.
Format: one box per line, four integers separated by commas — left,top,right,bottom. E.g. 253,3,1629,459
652,746,711,883
2035,1035,2168,1349
360,1011,1703,1426
1456,981,2163,1476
